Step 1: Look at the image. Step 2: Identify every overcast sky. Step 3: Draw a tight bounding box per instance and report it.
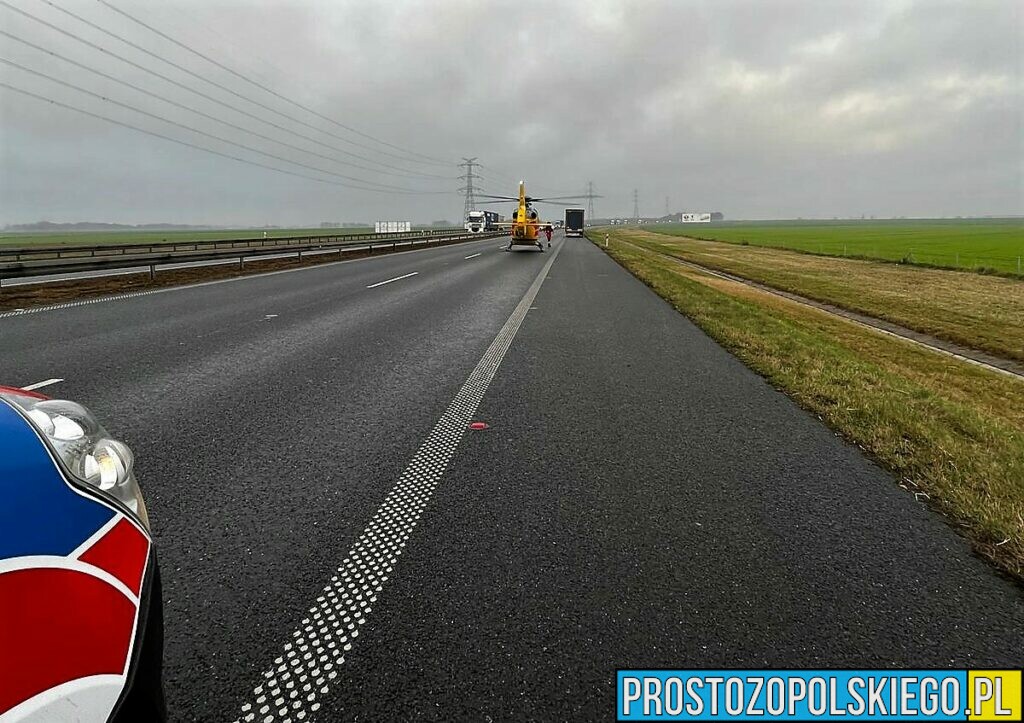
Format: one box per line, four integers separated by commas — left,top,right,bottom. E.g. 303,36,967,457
1,0,1021,225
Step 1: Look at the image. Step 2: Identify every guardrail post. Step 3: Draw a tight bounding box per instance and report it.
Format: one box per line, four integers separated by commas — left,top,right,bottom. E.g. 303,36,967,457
2,228,486,285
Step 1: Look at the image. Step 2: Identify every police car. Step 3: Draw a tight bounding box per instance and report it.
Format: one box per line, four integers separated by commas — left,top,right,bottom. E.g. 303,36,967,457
0,386,165,722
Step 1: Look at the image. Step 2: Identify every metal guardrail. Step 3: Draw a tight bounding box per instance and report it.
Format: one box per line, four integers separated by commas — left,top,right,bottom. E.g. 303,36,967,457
0,229,504,285
0,228,466,262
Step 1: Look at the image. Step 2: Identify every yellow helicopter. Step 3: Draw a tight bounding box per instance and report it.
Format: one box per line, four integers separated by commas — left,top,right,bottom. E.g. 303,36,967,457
477,182,589,252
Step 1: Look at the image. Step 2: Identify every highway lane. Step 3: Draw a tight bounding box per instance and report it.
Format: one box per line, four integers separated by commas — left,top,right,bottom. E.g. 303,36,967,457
2,232,1022,721
1,232,539,720
304,237,1024,720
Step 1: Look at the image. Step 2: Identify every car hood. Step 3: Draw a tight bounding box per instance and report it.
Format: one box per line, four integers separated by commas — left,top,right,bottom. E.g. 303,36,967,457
0,398,152,722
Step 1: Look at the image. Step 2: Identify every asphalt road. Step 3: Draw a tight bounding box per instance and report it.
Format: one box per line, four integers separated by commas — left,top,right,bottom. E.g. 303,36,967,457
2,232,1021,722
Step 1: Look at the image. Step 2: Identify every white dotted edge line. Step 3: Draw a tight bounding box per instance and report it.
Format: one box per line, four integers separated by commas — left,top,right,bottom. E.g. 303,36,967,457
233,242,563,723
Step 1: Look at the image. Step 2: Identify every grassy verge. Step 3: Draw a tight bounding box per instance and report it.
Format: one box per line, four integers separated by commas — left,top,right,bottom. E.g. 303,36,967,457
593,229,1024,580
608,228,1024,364
646,218,1024,275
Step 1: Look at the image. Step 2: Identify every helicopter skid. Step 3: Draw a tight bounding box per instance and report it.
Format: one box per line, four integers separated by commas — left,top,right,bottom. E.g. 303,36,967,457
506,242,545,252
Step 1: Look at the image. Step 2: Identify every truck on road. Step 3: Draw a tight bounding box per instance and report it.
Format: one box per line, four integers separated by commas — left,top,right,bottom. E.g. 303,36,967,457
465,210,500,233
564,208,585,237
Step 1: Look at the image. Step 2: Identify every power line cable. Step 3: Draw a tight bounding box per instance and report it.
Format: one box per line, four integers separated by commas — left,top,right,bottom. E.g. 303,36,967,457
0,80,449,194
1,2,452,180
477,164,518,185
92,0,453,166
149,4,280,88
21,0,447,170
0,58,450,194
477,164,583,198
0,31,448,183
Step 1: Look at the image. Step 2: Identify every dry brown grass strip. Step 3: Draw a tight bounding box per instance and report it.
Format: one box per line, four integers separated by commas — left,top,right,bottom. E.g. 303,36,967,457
620,229,1024,363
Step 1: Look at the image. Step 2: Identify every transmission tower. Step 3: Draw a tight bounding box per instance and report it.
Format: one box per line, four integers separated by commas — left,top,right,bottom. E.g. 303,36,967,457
665,196,670,216
585,181,596,218
458,157,479,219
633,189,639,221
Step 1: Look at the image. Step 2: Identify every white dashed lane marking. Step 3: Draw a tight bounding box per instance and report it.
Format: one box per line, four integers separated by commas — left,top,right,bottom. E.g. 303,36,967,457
0,239,491,320
464,253,481,259
233,241,563,723
365,271,418,289
21,378,64,391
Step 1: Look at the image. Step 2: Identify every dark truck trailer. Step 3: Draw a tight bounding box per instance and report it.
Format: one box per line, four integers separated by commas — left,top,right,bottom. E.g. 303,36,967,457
564,208,585,237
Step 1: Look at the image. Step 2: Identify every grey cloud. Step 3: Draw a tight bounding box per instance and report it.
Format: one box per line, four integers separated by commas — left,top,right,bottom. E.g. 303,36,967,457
1,0,1020,225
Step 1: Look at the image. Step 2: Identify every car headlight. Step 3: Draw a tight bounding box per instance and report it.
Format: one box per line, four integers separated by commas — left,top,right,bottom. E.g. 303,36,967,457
8,395,149,530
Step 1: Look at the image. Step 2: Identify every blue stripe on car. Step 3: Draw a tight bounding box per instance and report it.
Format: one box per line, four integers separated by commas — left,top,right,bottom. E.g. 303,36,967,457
0,400,114,559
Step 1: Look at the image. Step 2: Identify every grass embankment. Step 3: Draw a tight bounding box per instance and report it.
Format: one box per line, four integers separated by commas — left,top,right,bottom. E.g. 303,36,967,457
593,229,1024,580
612,229,1024,364
0,226,376,248
648,218,1024,276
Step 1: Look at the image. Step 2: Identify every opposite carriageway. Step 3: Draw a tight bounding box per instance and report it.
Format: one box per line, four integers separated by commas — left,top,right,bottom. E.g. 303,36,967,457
0,228,505,286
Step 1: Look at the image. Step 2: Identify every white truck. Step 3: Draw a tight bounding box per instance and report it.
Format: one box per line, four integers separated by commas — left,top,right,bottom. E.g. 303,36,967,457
465,210,499,233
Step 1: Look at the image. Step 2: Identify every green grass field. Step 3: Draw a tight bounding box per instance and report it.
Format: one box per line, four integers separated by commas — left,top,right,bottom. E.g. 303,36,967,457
0,226,376,248
645,218,1024,275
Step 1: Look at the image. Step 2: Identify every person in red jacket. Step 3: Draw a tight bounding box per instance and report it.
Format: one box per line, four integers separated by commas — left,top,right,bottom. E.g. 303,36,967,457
544,225,553,247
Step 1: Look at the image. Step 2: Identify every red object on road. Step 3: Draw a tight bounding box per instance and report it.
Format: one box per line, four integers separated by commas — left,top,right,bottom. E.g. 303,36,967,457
469,422,489,431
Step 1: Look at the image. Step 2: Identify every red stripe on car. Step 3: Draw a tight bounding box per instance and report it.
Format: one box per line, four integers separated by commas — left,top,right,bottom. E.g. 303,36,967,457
0,567,135,714
78,518,150,596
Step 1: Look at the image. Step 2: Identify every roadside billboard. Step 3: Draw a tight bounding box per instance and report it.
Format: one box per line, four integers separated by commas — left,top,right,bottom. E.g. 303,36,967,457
375,221,412,233
680,213,712,223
